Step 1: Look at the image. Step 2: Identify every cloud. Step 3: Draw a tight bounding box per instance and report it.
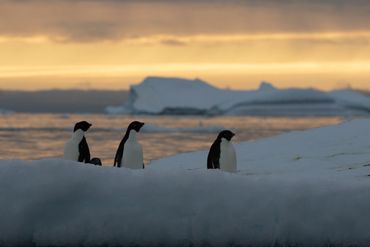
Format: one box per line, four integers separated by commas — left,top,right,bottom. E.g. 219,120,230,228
0,0,370,43
159,39,187,46
6,0,370,6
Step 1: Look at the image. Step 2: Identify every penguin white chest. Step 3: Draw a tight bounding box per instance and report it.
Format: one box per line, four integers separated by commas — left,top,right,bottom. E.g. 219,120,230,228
64,129,84,161
219,139,237,172
122,131,143,169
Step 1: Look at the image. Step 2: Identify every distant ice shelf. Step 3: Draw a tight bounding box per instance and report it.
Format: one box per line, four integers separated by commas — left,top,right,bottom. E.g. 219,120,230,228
106,77,370,116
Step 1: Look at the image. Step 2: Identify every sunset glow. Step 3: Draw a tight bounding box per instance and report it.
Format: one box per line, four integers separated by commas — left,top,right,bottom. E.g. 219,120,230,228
1,0,370,90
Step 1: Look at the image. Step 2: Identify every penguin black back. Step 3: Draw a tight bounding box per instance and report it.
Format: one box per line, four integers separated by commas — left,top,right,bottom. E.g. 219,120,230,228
114,121,145,167
207,130,235,169
74,121,92,163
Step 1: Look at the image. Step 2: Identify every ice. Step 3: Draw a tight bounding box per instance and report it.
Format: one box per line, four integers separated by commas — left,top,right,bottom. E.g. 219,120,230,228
106,77,370,116
141,123,224,133
330,89,370,114
1,118,370,246
106,77,231,115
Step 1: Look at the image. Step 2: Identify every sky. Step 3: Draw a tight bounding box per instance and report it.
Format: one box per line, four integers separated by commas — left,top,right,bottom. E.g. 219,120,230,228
1,0,370,91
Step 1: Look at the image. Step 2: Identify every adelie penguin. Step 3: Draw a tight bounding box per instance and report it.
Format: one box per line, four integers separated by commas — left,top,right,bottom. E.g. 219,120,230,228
64,121,92,163
114,121,145,169
207,130,237,172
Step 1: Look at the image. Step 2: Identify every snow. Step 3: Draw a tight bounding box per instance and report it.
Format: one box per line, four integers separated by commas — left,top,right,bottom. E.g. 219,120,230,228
106,77,370,116
1,119,370,246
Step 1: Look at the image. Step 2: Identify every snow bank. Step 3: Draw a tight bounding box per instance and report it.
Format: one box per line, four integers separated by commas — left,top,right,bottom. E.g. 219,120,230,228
1,119,370,246
106,77,370,116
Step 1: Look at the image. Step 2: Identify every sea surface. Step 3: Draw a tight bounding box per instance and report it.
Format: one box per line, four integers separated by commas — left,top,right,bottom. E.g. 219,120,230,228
0,114,344,165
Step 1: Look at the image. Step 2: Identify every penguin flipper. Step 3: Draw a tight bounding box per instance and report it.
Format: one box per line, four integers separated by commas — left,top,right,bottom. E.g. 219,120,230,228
208,156,220,169
207,151,213,169
207,141,220,169
78,137,91,163
114,141,124,167
213,159,220,169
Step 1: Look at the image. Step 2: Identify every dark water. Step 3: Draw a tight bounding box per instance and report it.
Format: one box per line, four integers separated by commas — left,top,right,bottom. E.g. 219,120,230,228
0,114,343,165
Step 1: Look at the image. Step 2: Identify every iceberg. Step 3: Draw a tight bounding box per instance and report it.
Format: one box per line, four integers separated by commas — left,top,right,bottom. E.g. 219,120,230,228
106,77,370,116
1,119,370,246
141,123,224,133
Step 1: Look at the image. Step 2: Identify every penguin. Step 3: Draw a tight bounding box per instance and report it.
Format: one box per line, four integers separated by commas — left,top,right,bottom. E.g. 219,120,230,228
114,121,145,169
90,157,102,166
207,130,237,172
64,121,92,163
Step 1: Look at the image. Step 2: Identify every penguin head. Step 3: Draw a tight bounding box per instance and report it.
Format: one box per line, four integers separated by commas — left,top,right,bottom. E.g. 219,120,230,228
217,130,235,142
73,121,92,132
127,121,145,132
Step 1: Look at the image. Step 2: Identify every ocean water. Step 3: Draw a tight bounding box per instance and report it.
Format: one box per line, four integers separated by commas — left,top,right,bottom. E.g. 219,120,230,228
0,114,343,165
